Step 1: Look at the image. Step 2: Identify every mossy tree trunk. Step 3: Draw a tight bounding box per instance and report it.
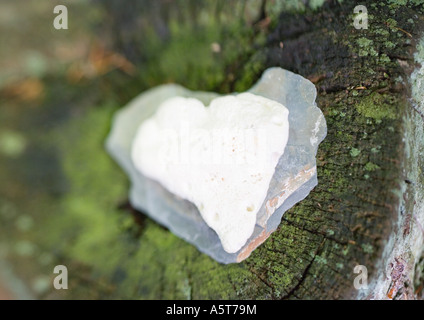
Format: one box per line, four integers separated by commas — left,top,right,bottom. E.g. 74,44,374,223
0,0,423,300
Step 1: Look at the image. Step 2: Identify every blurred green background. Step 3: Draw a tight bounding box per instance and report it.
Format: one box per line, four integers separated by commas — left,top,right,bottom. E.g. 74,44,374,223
0,0,275,299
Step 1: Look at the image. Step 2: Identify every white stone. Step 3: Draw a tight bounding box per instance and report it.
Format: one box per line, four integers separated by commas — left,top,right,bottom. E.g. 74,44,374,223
131,93,289,253
105,67,327,263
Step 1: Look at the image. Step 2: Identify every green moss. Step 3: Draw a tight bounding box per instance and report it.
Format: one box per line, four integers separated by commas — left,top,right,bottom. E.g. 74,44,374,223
356,37,373,48
387,0,424,8
0,130,27,158
266,0,306,19
23,99,270,299
379,54,391,64
315,255,328,265
384,41,396,49
361,244,374,254
350,147,361,158
356,37,378,57
14,241,36,257
132,6,262,94
386,18,398,29
356,92,398,120
15,215,34,232
374,28,390,36
388,0,408,6
35,103,129,274
364,162,381,172
342,246,350,256
410,0,424,5
234,51,267,92
309,0,326,10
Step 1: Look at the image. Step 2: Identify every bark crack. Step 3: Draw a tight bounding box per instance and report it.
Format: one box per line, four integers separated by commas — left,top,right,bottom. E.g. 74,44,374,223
281,238,326,300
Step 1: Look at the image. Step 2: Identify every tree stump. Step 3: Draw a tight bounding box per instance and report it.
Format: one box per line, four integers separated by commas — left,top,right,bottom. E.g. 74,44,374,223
0,0,423,300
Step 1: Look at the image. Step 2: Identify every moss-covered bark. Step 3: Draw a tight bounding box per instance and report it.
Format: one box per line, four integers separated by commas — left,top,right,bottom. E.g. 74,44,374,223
0,0,423,299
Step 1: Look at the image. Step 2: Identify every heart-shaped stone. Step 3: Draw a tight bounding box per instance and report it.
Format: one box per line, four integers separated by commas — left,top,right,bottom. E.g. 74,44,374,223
106,67,327,263
131,92,289,253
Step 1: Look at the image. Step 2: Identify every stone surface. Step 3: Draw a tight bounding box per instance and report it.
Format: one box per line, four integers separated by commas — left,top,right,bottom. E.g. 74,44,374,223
105,67,327,263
